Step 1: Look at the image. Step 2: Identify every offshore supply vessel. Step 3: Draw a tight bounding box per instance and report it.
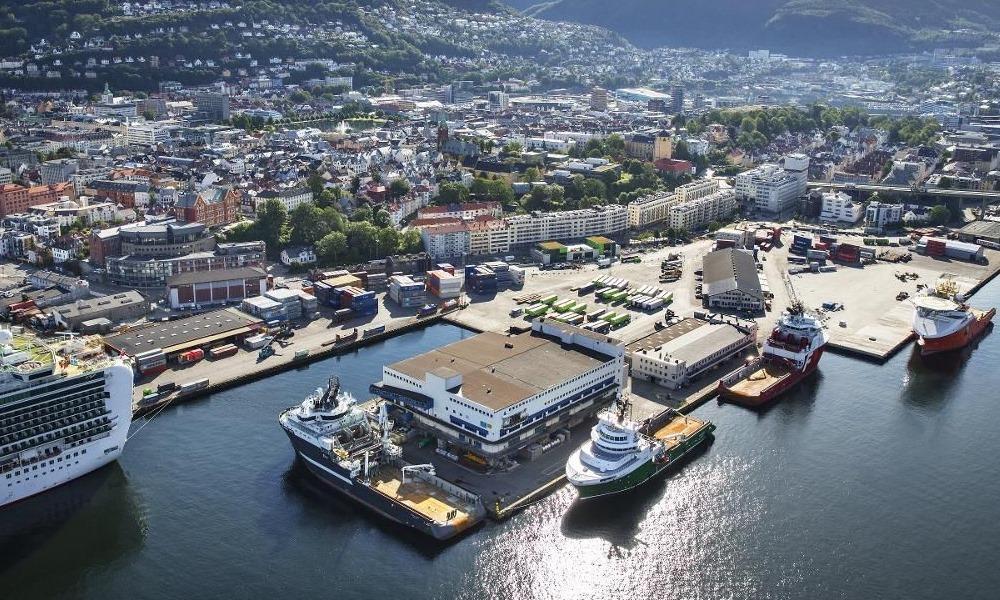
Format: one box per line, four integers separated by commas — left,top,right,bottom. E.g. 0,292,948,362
911,280,995,355
565,394,715,499
1,329,134,507
718,303,828,408
279,376,484,540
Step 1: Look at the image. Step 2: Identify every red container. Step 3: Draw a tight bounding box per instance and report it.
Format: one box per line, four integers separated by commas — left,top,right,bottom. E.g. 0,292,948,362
179,348,205,364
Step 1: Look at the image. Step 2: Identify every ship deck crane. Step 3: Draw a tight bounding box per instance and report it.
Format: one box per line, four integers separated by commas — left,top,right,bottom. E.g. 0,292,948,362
401,464,435,484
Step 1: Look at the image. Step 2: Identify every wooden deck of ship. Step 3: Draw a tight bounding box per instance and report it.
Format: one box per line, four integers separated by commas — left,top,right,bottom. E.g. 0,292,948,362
652,414,708,447
726,362,792,396
372,465,474,525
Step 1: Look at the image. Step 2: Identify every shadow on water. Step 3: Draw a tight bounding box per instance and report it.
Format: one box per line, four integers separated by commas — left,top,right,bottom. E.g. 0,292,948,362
276,457,459,559
558,441,713,550
900,325,993,409
0,463,146,597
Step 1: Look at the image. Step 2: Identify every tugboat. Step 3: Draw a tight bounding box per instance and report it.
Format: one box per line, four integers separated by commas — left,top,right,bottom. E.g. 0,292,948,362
911,279,995,355
565,394,715,499
279,376,485,540
718,302,828,408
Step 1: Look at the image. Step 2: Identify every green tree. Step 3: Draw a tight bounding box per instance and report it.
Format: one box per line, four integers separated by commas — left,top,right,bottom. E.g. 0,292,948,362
320,206,346,233
377,227,400,256
399,228,423,254
352,205,372,223
523,167,541,182
315,231,347,265
307,172,325,198
256,199,288,254
373,208,392,228
289,204,331,246
437,182,470,204
388,178,411,199
927,205,951,225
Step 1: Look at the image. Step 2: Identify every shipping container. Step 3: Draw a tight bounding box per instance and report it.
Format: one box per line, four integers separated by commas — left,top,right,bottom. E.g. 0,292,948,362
244,334,270,350
178,348,205,365
177,378,210,397
587,308,607,321
208,344,238,359
294,349,310,360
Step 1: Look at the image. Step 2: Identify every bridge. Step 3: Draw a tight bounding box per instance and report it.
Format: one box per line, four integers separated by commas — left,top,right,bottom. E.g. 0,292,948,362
809,181,1000,203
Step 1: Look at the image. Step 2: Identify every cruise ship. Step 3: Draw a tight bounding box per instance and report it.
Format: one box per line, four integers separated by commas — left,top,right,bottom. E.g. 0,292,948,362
279,376,485,540
1,329,134,508
718,303,828,407
912,281,995,355
565,395,715,499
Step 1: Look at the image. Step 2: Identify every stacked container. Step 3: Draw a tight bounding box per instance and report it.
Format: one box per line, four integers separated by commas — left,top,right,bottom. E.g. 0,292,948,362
466,265,497,293
388,275,426,308
791,234,813,255
265,288,303,320
427,269,463,299
339,287,377,317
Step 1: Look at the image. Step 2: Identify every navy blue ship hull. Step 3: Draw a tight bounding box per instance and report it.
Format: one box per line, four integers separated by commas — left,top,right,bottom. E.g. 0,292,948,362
281,426,465,540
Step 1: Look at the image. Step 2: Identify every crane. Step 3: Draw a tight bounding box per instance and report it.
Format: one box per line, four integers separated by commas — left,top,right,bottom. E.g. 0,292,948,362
401,464,435,485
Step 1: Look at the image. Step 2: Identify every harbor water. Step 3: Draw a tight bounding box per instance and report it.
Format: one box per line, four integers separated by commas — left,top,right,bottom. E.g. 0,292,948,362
3,279,1000,600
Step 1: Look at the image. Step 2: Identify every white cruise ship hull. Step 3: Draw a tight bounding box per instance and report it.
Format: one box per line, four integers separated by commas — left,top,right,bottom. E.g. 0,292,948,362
2,361,134,508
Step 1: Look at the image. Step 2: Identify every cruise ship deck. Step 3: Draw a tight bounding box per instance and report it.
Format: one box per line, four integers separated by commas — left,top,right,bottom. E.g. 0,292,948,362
371,465,478,527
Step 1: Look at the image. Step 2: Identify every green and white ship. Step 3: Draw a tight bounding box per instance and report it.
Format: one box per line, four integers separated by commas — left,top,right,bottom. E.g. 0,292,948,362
565,396,715,499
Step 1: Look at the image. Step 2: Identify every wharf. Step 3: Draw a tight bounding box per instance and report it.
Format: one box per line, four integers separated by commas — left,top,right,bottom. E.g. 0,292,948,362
132,307,454,417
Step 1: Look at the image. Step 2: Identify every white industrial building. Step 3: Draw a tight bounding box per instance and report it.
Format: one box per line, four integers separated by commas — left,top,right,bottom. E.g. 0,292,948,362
820,191,864,224
370,319,626,463
629,318,757,389
734,154,809,215
703,248,766,312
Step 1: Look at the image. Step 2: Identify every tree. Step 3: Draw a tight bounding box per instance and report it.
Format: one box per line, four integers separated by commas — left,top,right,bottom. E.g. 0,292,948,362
376,227,400,256
373,208,392,228
399,228,423,254
307,172,325,198
256,199,288,254
320,206,346,233
523,167,541,182
927,205,951,225
315,231,347,265
352,205,372,223
318,188,340,208
437,182,469,204
937,176,953,189
345,221,379,260
388,178,411,199
289,204,331,246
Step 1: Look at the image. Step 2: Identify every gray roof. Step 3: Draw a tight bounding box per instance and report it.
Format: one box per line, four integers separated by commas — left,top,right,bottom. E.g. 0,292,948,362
166,266,266,287
703,248,763,300
52,290,146,319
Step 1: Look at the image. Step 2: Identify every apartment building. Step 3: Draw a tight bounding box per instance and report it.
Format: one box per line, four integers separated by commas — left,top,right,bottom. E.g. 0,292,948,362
668,190,737,232
125,121,171,146
627,191,678,228
734,154,809,215
865,201,904,232
820,191,864,224
506,206,628,247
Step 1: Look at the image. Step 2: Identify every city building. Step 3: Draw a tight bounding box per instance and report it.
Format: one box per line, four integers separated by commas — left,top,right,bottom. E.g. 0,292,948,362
50,290,149,331
105,242,266,289
627,191,677,228
39,159,78,185
734,154,809,215
487,90,509,112
89,179,149,209
254,186,313,213
0,183,76,217
280,246,317,266
124,121,171,146
194,92,230,122
590,87,608,111
865,201,904,232
505,206,628,247
670,85,685,114
0,168,12,185
628,317,757,389
174,186,241,227
668,189,737,232
370,319,626,465
820,191,864,224
416,202,502,222
702,248,765,312
165,266,268,310
27,197,128,228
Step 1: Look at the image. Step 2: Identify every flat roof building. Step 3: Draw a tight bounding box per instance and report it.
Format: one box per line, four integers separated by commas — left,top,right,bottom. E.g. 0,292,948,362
50,290,149,331
104,306,261,358
371,319,625,464
628,317,757,389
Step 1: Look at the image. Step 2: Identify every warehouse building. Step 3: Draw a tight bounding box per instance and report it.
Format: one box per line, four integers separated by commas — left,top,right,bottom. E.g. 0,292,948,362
627,317,757,389
165,266,268,310
50,290,149,331
370,319,625,465
104,307,262,360
957,220,1000,246
703,248,766,312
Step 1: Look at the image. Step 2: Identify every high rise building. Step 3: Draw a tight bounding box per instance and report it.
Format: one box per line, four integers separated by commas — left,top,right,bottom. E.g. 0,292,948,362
671,85,685,114
488,91,510,112
194,92,230,122
590,87,609,111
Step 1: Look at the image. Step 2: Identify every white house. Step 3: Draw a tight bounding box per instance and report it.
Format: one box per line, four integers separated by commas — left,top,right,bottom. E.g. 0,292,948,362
280,246,317,266
820,191,864,224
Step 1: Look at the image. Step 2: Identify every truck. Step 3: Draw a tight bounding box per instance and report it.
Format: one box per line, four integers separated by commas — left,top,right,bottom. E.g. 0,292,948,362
177,378,210,397
597,257,612,268
418,304,438,317
294,349,310,360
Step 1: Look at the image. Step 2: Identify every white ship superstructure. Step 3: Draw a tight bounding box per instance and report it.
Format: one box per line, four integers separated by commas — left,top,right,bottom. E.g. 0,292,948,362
761,309,829,368
1,329,134,507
